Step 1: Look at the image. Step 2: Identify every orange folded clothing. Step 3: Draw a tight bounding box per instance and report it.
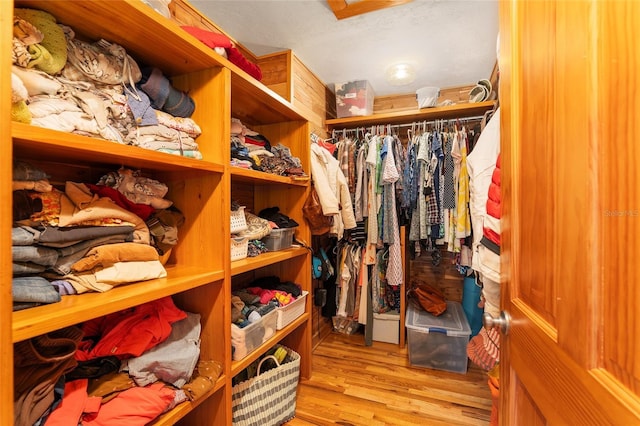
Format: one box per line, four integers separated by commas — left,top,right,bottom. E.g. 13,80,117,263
71,242,159,272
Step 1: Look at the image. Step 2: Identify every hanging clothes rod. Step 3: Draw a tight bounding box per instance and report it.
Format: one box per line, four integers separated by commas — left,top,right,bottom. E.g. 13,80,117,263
331,114,487,134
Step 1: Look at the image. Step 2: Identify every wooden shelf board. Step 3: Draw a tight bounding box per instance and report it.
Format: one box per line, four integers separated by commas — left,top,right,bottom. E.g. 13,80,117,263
230,167,309,186
327,0,413,20
231,312,310,376
12,123,224,175
231,73,309,125
13,265,224,342
326,101,496,128
231,247,309,276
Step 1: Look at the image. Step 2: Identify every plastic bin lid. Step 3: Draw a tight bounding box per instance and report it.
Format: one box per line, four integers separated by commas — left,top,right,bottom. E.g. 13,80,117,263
373,311,400,320
269,226,298,234
405,301,471,337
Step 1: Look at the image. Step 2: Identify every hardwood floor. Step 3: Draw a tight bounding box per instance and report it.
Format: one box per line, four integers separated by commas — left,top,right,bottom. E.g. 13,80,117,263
286,331,492,426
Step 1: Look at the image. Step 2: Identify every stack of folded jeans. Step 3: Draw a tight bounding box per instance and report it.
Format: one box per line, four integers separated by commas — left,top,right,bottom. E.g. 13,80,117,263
11,225,134,311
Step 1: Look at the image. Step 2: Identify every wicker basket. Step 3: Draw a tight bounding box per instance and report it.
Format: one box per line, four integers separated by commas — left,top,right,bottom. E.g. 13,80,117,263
231,236,249,261
231,206,248,234
231,345,300,426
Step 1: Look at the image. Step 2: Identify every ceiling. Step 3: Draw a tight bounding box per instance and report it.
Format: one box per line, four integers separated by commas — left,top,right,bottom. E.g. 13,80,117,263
190,0,499,97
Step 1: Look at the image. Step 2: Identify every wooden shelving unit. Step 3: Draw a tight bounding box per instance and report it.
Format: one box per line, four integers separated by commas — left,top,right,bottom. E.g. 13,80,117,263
2,1,312,424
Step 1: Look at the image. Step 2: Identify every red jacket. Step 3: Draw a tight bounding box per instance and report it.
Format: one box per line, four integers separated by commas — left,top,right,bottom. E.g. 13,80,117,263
76,296,187,361
482,154,501,250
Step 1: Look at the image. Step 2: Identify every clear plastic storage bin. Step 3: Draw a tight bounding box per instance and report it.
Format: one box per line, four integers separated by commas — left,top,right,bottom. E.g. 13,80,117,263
231,309,278,361
405,301,471,373
416,86,440,108
261,227,297,251
335,80,375,118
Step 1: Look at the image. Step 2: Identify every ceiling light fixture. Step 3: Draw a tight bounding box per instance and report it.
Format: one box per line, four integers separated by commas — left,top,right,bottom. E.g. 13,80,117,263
386,63,416,86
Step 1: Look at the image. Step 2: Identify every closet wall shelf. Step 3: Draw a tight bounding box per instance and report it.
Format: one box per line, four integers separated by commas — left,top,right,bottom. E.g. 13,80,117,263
12,124,225,176
231,247,309,276
12,266,224,343
230,167,309,187
326,101,496,129
231,78,310,126
230,312,310,376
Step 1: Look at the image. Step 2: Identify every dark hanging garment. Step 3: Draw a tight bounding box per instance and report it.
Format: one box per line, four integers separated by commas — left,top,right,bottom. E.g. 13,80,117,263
321,272,338,318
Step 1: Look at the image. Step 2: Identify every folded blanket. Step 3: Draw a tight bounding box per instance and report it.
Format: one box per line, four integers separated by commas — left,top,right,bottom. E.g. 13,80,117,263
14,8,67,74
57,259,167,293
94,260,167,285
12,65,62,96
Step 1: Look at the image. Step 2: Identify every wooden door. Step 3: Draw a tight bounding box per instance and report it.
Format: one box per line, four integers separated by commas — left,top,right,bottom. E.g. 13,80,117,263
499,0,640,424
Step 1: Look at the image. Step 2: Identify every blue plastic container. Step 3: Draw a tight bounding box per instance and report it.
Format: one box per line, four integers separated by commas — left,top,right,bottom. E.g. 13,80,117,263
462,276,484,337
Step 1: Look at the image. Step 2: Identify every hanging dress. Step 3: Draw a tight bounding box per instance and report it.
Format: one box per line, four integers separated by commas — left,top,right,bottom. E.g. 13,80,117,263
364,135,380,265
409,132,430,242
354,140,368,221
381,136,403,287
455,127,472,241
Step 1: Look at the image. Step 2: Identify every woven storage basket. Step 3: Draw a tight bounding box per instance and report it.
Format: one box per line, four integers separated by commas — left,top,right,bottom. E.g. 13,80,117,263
231,206,248,234
232,345,300,426
231,236,249,261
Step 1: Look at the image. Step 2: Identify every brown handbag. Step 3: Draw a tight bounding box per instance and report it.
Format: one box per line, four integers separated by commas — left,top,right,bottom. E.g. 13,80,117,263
302,185,333,235
407,280,447,316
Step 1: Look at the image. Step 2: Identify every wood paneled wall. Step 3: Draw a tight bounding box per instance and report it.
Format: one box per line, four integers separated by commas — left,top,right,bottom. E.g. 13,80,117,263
257,51,334,139
292,55,332,137
256,50,291,100
408,246,464,304
371,84,477,115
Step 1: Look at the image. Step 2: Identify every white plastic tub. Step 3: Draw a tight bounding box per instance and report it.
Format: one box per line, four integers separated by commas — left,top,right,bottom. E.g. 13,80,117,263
416,86,440,108
276,291,308,330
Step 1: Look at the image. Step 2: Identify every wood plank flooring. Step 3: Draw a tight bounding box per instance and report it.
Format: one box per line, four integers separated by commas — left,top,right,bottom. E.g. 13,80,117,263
286,332,491,426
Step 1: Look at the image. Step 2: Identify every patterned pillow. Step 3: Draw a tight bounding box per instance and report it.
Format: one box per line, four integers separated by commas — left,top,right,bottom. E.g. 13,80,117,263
29,188,136,227
237,212,271,240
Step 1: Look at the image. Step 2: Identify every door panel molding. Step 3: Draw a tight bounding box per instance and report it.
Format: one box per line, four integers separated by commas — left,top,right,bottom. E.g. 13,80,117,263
509,302,638,424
